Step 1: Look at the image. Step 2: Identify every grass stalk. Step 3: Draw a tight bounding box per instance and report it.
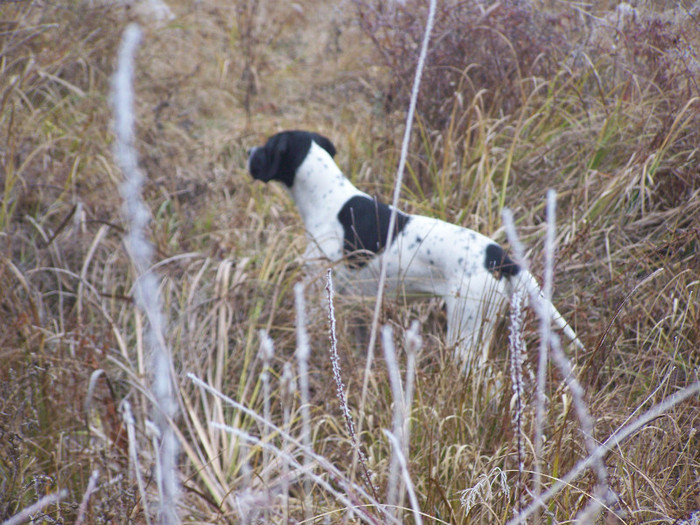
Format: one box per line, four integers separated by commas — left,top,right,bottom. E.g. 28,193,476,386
383,429,422,525
1,490,69,525
215,425,385,525
187,373,399,525
507,289,527,516
325,269,376,498
112,23,180,524
360,0,437,435
503,193,610,521
280,362,296,524
381,324,405,516
508,379,700,524
293,282,313,519
258,329,274,519
121,399,152,525
403,321,421,464
532,189,557,507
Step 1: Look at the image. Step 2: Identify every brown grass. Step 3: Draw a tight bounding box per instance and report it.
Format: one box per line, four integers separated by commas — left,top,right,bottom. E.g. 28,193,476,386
1,0,698,523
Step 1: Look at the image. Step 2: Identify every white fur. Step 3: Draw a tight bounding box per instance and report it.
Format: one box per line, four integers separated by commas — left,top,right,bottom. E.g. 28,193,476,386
267,142,583,367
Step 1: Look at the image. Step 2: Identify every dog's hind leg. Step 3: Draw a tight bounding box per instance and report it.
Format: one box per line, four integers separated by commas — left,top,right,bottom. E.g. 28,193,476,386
446,294,477,366
445,295,498,372
445,275,510,373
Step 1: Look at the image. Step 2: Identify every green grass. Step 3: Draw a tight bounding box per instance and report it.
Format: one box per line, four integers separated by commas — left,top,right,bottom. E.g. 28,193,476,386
1,0,699,523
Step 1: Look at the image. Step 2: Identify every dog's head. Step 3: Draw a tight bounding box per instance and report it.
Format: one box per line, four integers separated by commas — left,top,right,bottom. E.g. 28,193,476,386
247,130,336,187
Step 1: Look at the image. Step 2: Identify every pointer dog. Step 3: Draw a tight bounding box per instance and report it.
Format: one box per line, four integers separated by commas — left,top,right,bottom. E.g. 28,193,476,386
248,130,583,367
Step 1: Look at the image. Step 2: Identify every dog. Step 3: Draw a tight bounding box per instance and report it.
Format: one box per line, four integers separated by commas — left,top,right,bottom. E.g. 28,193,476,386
247,130,584,367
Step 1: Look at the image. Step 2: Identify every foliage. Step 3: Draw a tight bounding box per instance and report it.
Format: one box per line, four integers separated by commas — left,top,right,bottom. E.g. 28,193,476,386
1,0,698,523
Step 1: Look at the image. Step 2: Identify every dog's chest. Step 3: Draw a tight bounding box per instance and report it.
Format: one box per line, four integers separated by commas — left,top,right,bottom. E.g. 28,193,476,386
290,160,362,261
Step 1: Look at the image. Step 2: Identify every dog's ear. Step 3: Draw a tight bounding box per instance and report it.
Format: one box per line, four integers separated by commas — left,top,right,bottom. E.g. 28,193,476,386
311,133,336,158
249,132,289,183
249,130,334,187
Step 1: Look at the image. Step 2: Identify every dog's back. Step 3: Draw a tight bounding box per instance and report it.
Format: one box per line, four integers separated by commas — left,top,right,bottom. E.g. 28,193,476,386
248,130,584,367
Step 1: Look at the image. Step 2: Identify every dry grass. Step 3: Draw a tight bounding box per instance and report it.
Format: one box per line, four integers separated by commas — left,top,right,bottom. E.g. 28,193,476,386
1,0,699,523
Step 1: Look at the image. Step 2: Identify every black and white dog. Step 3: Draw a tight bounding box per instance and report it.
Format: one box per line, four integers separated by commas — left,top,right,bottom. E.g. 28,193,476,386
248,130,583,367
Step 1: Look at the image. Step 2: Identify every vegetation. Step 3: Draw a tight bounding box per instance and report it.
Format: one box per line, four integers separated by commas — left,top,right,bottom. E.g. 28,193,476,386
1,0,698,523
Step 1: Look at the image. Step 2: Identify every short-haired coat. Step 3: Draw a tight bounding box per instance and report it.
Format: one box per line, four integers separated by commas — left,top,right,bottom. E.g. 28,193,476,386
248,130,583,367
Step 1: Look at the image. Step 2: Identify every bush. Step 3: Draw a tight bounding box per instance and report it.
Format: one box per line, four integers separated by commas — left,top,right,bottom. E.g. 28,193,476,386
353,0,571,124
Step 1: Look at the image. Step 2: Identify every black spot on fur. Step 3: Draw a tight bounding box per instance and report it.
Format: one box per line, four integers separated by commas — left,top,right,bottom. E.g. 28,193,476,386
248,130,336,187
485,243,520,279
337,195,411,269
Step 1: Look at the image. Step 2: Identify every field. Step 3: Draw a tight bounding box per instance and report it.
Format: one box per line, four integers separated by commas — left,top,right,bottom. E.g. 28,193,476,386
1,0,699,523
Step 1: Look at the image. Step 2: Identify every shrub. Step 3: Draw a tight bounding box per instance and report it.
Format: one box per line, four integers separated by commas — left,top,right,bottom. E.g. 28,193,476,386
353,0,571,125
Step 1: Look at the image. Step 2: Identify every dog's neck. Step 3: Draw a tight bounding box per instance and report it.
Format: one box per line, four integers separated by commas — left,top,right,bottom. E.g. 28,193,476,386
288,142,364,226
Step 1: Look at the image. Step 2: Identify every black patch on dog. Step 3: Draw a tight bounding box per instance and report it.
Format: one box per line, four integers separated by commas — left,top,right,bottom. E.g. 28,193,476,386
485,243,520,279
248,130,336,187
337,195,410,269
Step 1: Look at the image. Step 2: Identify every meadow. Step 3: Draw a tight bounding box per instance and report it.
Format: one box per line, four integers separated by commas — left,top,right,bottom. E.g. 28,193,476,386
1,0,698,523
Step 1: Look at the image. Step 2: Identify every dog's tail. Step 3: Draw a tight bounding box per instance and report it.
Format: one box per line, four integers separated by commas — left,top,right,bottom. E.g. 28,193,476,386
513,270,585,351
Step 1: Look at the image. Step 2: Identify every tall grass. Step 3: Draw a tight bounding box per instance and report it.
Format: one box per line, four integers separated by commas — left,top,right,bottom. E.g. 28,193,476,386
1,0,698,523
112,23,180,524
